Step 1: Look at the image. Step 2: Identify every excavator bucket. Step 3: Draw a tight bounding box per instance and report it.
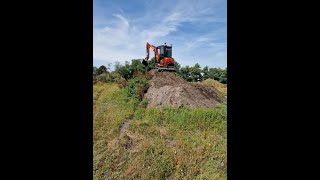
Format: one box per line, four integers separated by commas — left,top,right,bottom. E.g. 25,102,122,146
142,59,148,66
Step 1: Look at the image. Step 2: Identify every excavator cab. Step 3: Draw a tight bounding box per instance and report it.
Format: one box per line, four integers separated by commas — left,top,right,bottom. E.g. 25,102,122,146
158,43,172,60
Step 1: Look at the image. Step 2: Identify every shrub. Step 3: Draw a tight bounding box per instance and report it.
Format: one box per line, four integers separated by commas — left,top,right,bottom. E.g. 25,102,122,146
125,77,149,100
96,72,127,84
117,78,128,89
96,74,108,83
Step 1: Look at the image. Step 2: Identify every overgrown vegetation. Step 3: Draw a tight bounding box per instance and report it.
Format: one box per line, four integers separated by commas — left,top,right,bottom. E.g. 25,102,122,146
93,58,227,85
125,77,149,101
93,58,227,179
93,83,227,179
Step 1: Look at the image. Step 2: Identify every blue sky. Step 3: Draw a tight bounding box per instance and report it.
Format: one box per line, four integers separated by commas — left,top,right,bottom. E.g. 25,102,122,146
93,0,226,70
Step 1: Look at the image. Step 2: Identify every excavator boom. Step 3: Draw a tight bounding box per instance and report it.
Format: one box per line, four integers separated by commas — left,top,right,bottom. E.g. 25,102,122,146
145,42,159,62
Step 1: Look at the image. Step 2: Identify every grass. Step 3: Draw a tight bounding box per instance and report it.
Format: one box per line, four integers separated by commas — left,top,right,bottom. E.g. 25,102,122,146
195,79,227,96
93,83,139,179
93,82,227,180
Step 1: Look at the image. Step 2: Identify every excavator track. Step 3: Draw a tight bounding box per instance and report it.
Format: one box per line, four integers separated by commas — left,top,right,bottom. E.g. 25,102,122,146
155,67,175,71
155,63,175,71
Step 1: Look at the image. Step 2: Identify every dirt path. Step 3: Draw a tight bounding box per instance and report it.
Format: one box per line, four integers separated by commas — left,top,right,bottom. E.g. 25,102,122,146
118,118,133,140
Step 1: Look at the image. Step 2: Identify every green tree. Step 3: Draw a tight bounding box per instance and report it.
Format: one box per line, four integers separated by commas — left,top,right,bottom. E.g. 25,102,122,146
114,61,132,80
189,63,202,82
219,67,227,84
131,59,146,74
174,60,181,73
180,66,192,82
208,67,222,81
96,65,108,75
202,66,209,80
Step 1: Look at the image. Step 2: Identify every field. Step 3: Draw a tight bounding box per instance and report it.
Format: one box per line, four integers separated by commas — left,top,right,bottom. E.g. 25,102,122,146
196,79,227,97
93,82,227,179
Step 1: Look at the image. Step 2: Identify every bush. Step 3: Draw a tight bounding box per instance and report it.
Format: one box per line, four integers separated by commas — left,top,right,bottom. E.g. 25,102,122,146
117,78,128,88
125,77,149,100
108,72,121,82
96,65,108,75
96,74,108,83
96,72,126,84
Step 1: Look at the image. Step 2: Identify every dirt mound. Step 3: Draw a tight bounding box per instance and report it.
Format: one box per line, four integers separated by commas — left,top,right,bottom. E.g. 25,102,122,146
145,70,226,108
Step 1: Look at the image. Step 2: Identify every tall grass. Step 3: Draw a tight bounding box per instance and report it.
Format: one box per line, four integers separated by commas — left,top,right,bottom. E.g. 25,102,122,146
129,105,227,179
93,83,139,179
196,78,227,96
94,83,227,179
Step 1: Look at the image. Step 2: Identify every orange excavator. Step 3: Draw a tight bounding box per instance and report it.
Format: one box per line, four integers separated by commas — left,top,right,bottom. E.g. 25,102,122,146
142,42,175,71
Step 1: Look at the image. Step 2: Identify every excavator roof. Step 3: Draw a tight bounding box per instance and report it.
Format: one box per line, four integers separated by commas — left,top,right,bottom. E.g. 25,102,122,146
157,43,172,48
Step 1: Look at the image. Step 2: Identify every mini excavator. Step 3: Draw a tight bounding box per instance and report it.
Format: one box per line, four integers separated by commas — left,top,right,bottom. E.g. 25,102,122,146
142,42,175,71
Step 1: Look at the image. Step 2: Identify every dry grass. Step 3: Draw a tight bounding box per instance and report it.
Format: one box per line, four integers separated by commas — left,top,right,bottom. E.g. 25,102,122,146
196,79,227,96
93,83,227,180
93,83,139,179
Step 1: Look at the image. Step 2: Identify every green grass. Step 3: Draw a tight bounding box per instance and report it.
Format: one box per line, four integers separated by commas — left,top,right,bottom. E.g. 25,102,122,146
93,83,139,179
94,83,227,180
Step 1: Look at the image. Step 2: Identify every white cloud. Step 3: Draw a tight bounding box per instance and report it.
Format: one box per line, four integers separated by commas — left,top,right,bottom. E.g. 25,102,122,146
93,0,226,68
112,14,129,27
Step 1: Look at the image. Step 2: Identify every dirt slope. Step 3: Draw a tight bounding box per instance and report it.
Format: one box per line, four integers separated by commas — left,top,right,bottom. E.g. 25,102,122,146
145,70,226,108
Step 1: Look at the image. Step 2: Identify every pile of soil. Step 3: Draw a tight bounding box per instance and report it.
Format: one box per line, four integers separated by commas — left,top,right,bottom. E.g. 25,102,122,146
144,70,226,108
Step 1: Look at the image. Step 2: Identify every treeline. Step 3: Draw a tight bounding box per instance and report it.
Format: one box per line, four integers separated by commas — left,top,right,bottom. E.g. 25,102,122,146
93,58,227,84
176,62,227,84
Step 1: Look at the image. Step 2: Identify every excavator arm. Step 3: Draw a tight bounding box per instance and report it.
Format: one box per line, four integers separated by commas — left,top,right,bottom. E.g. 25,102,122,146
145,42,159,62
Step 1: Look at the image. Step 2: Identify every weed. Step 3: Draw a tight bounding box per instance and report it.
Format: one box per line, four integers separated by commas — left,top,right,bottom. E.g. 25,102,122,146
94,83,227,180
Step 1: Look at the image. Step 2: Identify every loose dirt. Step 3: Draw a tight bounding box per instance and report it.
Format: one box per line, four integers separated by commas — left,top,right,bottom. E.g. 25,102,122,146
144,70,226,108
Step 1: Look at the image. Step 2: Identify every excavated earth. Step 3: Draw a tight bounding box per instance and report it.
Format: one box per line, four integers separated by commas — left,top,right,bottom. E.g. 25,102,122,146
144,70,226,108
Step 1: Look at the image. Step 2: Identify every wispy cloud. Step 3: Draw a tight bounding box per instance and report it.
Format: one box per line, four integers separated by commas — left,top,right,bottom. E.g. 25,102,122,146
93,0,226,68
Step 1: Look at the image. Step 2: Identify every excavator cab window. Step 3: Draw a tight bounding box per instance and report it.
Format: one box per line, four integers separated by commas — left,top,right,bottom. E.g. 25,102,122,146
159,46,164,55
158,46,164,60
158,45,172,58
164,46,172,58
